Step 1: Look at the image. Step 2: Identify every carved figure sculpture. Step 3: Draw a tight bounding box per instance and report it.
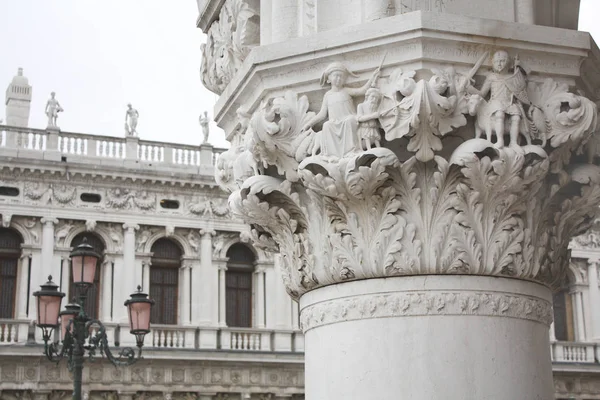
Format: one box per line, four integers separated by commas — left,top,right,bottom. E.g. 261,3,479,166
301,62,380,158
125,103,139,136
467,50,545,147
357,87,383,149
199,111,210,144
45,92,63,128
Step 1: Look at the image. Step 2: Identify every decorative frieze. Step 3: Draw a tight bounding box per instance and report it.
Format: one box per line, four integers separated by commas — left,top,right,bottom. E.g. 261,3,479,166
300,290,553,332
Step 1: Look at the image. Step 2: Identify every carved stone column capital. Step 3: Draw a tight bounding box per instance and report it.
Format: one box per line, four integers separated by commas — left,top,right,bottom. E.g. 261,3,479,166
221,65,600,300
122,223,140,233
40,217,58,226
200,228,217,237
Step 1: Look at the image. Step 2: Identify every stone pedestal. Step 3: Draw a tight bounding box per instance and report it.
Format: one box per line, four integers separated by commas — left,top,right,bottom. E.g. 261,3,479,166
301,276,553,399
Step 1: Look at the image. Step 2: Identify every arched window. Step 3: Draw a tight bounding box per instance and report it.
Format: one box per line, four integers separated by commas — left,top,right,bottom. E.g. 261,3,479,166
70,233,104,319
150,238,181,325
0,228,22,318
226,243,255,328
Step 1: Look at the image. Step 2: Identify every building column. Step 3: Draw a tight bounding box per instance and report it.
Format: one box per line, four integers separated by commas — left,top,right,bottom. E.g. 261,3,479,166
180,261,192,325
588,260,600,339
198,229,218,325
255,266,266,328
141,259,151,293
101,257,113,322
39,217,58,279
121,224,139,322
16,251,31,319
218,261,228,327
572,290,586,341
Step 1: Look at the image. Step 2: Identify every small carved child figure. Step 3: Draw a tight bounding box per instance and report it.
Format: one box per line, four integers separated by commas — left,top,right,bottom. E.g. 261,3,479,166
357,87,383,150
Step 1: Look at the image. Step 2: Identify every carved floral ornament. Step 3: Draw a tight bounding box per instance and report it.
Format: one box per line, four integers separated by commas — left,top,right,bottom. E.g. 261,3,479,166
215,52,600,299
200,0,260,95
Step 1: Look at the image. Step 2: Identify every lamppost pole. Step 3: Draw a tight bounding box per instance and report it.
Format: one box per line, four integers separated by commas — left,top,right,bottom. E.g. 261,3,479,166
33,239,154,400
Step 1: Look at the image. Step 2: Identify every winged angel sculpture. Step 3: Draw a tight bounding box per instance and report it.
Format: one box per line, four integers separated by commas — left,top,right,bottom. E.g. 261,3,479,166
217,52,600,298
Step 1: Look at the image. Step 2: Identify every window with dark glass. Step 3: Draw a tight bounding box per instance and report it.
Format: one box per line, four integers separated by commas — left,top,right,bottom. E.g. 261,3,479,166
226,243,255,328
0,186,19,196
69,233,104,319
0,228,22,319
553,287,575,341
150,238,181,325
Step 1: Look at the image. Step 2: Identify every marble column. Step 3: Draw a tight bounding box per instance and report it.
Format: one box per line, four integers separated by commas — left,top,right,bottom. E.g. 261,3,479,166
255,266,266,328
206,1,600,398
572,290,586,341
121,224,138,322
180,262,192,325
16,251,31,319
39,217,58,279
515,0,535,23
101,258,113,322
218,261,228,327
142,259,151,293
197,229,218,325
588,261,600,339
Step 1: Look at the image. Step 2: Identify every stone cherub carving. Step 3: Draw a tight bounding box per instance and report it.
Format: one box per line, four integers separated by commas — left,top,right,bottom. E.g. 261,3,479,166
199,111,210,144
467,50,547,147
45,92,63,128
125,103,139,136
301,62,381,158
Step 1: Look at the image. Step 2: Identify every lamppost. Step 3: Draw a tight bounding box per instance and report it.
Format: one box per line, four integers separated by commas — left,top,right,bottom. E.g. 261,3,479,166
33,239,154,400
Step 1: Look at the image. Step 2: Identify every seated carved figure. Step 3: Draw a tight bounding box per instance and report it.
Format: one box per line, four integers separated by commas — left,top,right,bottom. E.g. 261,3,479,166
302,62,380,159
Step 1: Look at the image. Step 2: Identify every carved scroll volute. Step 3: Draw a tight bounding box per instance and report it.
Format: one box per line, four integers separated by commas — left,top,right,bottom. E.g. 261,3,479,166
217,58,600,300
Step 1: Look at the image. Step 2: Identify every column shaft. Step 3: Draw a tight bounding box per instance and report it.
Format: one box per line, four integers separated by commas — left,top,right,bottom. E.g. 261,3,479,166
122,224,138,295
255,268,266,328
101,258,113,321
573,290,586,341
180,264,191,325
16,253,31,319
219,265,227,327
198,230,218,325
40,218,58,278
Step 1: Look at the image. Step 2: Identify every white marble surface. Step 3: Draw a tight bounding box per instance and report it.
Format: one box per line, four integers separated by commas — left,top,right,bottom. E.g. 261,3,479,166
301,275,554,400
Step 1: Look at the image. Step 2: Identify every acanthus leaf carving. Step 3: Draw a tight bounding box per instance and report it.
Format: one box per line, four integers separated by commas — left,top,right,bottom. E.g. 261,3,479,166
221,53,600,299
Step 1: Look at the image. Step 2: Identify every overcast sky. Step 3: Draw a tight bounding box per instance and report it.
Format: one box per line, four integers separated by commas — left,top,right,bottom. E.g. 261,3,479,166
0,1,598,148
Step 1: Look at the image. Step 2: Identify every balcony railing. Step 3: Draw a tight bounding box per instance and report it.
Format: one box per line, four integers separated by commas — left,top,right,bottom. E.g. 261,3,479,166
0,319,304,353
551,341,596,363
0,319,30,344
0,125,226,174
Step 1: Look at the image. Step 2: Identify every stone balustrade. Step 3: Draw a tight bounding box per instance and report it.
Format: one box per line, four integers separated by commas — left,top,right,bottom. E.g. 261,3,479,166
0,319,30,344
0,124,226,173
551,341,597,363
0,319,304,353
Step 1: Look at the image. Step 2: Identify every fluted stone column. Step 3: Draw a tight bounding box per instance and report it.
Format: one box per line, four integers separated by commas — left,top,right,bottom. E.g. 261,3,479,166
588,260,600,339
203,1,600,398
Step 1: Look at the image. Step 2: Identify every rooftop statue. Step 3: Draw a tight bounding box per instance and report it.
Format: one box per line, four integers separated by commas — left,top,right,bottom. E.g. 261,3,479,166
199,111,210,144
125,103,139,137
45,92,63,129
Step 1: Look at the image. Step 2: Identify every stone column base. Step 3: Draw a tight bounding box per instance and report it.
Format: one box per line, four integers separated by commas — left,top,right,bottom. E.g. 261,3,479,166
300,275,554,400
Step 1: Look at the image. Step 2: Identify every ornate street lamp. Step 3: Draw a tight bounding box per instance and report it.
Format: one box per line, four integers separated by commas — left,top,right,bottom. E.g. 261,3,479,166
33,240,154,400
